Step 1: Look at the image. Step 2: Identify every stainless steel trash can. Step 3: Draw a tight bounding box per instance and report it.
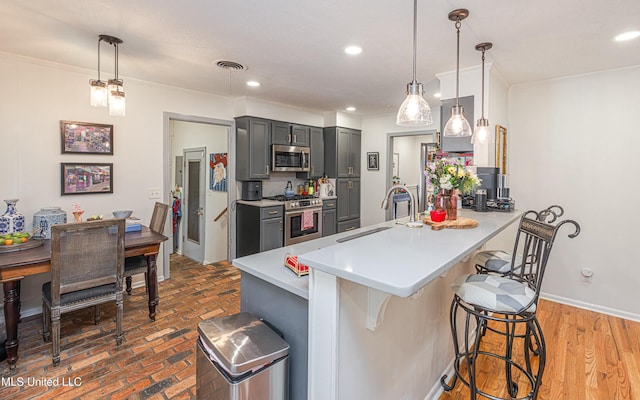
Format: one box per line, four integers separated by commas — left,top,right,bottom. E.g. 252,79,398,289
196,312,290,400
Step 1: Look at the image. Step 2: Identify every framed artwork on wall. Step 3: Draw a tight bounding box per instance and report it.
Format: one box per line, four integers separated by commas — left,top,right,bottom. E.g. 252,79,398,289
61,163,113,195
61,120,114,155
209,152,228,192
367,152,379,170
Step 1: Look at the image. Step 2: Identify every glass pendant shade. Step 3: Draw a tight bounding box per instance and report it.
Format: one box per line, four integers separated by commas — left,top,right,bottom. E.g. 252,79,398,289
90,80,107,107
397,82,433,126
107,79,123,104
109,90,126,117
444,105,472,137
471,118,492,144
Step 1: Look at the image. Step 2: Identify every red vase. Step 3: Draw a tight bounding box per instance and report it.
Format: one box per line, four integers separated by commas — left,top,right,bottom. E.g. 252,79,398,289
435,189,451,213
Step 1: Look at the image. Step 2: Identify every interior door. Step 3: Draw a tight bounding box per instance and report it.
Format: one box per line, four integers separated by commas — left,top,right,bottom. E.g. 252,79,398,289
183,147,206,263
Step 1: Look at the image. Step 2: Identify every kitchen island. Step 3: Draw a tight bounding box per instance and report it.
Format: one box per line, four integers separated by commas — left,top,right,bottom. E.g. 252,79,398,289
233,209,522,400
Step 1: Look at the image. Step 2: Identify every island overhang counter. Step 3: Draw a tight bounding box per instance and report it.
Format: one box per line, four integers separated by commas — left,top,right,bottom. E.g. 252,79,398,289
233,209,522,400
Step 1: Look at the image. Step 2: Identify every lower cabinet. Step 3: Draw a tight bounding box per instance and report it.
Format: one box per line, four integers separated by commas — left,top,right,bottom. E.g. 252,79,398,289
322,199,337,237
337,218,360,233
236,204,283,257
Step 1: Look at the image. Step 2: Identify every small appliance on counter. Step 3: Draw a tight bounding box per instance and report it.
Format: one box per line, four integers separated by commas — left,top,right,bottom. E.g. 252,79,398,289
241,180,263,201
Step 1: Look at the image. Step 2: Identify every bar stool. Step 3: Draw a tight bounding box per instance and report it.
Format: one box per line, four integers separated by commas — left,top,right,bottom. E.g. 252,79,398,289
441,212,580,400
474,205,564,275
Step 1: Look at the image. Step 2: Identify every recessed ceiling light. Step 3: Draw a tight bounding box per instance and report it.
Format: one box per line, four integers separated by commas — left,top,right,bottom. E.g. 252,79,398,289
615,31,640,41
246,81,261,87
433,92,441,98
344,46,362,55
345,106,356,112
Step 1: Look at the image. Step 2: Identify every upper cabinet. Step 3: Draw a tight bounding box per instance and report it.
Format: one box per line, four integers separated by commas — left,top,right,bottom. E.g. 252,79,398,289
324,127,361,178
439,95,474,153
271,122,310,147
296,127,324,179
236,117,270,180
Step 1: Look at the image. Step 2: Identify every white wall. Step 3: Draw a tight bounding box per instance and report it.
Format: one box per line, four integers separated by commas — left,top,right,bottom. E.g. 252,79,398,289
508,66,640,320
0,52,234,317
360,110,440,227
170,120,229,264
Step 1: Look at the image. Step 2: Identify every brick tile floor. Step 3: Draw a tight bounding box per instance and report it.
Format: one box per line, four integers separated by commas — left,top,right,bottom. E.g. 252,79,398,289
0,254,240,399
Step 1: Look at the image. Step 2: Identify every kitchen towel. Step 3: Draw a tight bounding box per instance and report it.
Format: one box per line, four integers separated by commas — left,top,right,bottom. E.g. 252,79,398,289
302,209,314,230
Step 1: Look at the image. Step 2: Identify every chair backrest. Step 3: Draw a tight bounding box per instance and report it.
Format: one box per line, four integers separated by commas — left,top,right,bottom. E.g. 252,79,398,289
50,219,125,306
508,212,580,302
149,202,170,234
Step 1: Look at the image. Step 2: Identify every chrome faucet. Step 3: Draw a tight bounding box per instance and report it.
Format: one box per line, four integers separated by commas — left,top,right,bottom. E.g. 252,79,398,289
381,185,417,223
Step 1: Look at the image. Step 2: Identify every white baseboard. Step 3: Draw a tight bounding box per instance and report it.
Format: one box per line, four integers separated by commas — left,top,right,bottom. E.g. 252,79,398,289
541,292,640,323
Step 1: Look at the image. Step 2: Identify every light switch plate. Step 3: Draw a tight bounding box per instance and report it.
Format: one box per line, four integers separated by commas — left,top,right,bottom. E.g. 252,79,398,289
148,187,161,199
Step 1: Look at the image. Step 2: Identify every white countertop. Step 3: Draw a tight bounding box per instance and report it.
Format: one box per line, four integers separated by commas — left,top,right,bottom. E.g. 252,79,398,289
237,199,283,207
299,210,522,297
233,209,522,300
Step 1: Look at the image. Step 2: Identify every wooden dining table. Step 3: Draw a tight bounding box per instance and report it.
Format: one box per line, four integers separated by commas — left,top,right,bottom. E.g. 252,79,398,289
0,226,168,369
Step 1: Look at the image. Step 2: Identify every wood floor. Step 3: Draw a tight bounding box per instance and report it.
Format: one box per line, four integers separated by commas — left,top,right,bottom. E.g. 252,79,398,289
1,255,639,399
439,299,640,400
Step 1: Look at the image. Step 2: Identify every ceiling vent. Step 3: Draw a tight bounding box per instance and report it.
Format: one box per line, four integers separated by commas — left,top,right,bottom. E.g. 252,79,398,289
213,60,247,71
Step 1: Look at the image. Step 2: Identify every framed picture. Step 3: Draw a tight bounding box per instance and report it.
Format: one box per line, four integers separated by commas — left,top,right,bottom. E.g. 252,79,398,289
61,163,113,195
367,152,379,170
61,120,114,154
209,152,228,192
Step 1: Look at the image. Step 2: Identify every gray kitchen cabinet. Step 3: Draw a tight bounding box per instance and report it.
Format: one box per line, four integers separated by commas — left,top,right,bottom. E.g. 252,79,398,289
322,199,337,237
336,178,360,221
297,127,324,179
439,95,475,153
270,121,291,145
324,127,361,178
290,124,310,147
236,117,270,180
236,204,283,257
272,121,310,147
337,218,360,233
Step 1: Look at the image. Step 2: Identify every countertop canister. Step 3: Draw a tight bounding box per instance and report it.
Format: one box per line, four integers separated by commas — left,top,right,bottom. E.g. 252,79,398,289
0,199,25,235
33,207,67,239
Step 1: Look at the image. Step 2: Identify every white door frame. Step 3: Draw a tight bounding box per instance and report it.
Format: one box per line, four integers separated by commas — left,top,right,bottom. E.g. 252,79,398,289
162,112,237,280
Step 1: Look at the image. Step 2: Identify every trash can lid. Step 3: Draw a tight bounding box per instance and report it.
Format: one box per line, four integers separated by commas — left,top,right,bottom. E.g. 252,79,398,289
198,312,289,377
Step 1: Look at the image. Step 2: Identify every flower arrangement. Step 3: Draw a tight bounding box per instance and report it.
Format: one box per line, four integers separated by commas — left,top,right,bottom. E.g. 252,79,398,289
424,159,481,195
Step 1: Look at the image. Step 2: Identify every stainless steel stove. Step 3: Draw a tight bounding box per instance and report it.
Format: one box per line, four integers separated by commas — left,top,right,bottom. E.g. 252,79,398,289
264,195,323,244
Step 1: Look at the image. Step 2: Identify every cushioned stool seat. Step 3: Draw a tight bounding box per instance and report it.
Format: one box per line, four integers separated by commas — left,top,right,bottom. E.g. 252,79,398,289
452,274,536,313
473,250,521,274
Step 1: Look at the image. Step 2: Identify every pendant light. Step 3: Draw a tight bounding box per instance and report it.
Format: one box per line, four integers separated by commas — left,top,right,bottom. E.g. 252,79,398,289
472,42,493,144
89,35,125,116
89,37,107,107
443,9,472,137
396,0,432,126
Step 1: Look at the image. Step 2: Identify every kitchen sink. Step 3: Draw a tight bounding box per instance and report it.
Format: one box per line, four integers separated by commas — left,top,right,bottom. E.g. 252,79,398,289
336,226,394,243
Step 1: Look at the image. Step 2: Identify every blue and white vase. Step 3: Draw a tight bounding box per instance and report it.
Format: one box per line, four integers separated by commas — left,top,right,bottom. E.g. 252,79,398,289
0,199,25,235
33,207,67,239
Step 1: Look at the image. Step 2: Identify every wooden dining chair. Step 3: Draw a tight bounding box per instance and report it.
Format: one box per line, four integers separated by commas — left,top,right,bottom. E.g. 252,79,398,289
42,219,125,366
124,202,169,295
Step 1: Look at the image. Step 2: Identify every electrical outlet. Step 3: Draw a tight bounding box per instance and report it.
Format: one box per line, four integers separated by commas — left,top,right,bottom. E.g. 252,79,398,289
580,267,593,283
148,187,161,199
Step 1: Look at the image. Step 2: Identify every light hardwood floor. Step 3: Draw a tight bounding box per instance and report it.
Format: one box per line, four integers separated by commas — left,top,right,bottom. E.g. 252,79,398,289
439,299,640,400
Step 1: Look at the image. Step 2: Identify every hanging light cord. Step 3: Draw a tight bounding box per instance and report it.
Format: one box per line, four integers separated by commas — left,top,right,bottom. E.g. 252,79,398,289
455,18,461,106
480,47,485,118
114,42,119,81
411,0,418,83
97,38,102,81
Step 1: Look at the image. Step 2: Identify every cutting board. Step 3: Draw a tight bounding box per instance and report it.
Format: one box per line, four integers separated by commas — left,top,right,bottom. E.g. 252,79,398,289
422,216,479,231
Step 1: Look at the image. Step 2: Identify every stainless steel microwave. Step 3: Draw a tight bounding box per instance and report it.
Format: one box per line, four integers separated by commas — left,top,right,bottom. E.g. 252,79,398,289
272,144,310,172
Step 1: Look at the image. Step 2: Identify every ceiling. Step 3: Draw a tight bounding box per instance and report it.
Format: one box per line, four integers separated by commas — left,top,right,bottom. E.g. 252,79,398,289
1,0,639,117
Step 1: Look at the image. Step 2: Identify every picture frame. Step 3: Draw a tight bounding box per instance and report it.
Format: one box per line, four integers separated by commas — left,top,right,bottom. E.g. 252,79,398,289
367,152,379,170
61,163,113,195
61,120,114,154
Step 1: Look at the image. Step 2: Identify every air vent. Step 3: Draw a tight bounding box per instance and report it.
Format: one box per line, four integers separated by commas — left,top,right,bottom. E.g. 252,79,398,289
213,60,247,71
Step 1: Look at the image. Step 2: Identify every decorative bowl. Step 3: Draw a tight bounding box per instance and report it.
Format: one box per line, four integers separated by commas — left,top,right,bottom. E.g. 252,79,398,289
430,209,447,223
112,210,133,219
